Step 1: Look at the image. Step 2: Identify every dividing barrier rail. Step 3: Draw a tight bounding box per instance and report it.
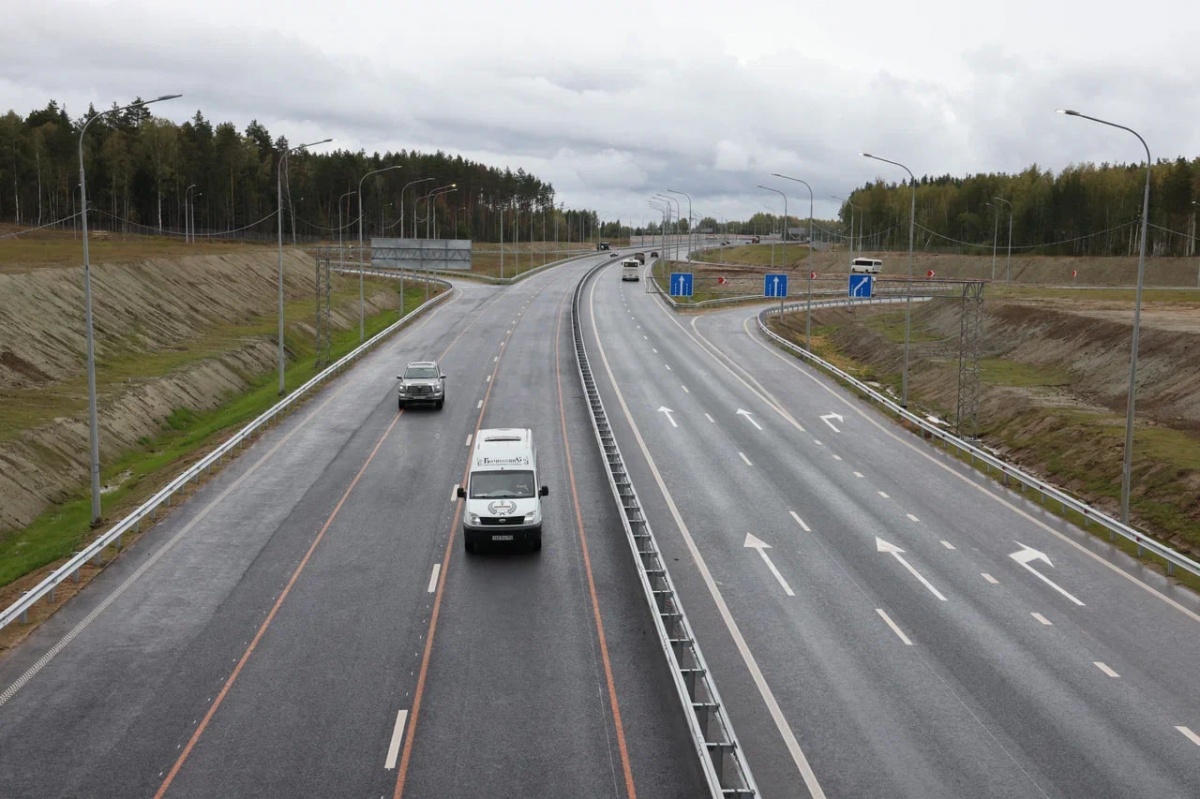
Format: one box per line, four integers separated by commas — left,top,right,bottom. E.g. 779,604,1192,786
0,276,454,632
757,304,1200,581
572,262,759,797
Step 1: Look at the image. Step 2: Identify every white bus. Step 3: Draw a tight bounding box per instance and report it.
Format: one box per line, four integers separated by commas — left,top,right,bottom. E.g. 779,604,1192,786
620,258,641,281
850,257,883,274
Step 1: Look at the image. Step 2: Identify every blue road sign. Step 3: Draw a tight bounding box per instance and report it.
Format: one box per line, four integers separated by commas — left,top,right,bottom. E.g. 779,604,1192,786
670,272,694,297
849,274,874,298
764,273,789,298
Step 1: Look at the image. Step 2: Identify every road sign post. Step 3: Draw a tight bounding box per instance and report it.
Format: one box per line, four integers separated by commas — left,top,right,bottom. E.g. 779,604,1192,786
806,271,815,351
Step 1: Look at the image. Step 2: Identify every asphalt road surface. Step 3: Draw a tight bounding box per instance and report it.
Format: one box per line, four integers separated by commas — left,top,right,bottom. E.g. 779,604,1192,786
0,255,706,799
577,259,1200,798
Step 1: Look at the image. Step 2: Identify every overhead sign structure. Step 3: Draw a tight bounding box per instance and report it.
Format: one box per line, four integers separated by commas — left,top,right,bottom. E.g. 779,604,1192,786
670,273,694,297
764,273,788,298
849,274,874,298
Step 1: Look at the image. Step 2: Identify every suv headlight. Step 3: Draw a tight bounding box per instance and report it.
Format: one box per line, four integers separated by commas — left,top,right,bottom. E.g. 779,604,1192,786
397,382,406,394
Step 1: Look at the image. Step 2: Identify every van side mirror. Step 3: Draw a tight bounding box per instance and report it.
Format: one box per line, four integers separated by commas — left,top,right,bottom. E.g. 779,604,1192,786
457,486,466,499
539,486,549,497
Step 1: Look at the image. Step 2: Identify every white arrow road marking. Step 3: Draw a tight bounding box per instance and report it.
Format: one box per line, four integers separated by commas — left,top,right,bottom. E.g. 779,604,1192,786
385,709,409,769
1010,542,1085,606
745,533,795,596
658,406,678,428
876,538,947,601
875,609,913,645
820,412,844,432
736,409,763,430
1178,726,1200,747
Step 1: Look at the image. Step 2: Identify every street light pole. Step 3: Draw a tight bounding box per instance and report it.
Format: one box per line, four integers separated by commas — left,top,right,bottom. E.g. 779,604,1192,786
399,177,435,240
862,152,917,408
832,194,858,264
771,174,813,251
758,185,788,264
667,189,692,261
993,196,1013,284
986,201,999,280
357,165,402,342
277,137,333,395
1058,108,1152,525
185,184,196,244
79,92,181,525
654,194,680,259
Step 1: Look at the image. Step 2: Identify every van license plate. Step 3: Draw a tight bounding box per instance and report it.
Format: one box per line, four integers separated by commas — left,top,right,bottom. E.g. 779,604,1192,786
492,534,514,541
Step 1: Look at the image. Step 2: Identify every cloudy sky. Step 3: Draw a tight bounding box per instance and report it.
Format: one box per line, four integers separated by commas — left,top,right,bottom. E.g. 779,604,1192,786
3,0,1197,226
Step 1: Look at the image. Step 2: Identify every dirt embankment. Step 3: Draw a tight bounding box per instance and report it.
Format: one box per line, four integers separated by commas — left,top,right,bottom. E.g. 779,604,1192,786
0,251,397,533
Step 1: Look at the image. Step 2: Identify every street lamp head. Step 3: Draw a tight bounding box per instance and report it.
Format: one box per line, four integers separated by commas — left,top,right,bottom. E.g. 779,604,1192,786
861,153,872,158
153,94,183,103
1057,109,1079,116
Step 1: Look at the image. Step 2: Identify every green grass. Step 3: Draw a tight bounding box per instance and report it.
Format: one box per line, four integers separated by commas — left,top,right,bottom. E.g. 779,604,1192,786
0,233,269,272
979,359,1072,388
691,243,812,268
0,280,439,589
862,310,944,345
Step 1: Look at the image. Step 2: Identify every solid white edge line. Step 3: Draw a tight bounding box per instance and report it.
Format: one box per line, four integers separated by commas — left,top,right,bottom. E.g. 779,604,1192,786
789,511,812,532
385,709,409,769
586,278,827,798
876,609,914,646
1177,726,1200,747
1032,612,1053,626
1093,662,1120,678
739,452,753,466
982,573,999,584
427,564,441,593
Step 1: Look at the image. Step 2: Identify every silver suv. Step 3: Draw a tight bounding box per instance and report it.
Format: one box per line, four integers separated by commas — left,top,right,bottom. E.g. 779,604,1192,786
397,361,446,410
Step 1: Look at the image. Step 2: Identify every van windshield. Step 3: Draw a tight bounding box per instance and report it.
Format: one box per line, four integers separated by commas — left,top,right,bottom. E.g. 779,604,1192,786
469,470,536,499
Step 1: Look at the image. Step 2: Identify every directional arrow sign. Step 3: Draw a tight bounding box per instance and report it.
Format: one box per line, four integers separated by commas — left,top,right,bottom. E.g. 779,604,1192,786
849,274,873,298
745,533,794,596
877,538,947,601
819,412,844,433
658,406,678,428
670,272,694,297
1009,543,1085,606
736,409,763,430
764,273,789,298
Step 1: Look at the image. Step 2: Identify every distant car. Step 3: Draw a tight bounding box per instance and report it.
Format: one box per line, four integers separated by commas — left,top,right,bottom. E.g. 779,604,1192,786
597,242,611,251
650,251,659,257
397,360,446,409
751,236,760,243
608,251,620,257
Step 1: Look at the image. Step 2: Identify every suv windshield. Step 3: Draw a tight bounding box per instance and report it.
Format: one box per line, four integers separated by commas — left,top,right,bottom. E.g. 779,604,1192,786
469,470,535,499
404,365,439,379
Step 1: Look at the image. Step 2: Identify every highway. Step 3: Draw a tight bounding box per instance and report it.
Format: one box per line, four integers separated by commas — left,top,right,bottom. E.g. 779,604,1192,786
0,255,705,798
577,258,1200,797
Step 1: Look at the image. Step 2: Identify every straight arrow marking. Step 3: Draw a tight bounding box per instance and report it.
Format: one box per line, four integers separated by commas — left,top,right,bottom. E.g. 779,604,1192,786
745,533,795,596
658,406,678,428
876,537,947,601
1009,542,1085,606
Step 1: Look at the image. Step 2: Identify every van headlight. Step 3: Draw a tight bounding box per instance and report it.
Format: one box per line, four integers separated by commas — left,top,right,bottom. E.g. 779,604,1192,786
466,512,480,524
523,512,536,523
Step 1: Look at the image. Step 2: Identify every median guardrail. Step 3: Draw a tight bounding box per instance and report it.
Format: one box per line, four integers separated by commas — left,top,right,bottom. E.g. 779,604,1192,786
756,304,1200,581
0,274,454,631
572,262,759,797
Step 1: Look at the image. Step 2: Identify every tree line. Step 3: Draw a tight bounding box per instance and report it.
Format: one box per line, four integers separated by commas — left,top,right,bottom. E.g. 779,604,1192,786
0,100,605,244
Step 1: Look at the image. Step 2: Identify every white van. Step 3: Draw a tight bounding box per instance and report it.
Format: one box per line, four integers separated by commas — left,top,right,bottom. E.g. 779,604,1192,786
850,257,883,274
620,257,641,281
457,428,548,552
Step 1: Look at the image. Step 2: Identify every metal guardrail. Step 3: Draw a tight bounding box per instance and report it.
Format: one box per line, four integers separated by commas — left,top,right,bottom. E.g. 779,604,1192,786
0,275,454,631
756,305,1200,580
572,262,758,797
